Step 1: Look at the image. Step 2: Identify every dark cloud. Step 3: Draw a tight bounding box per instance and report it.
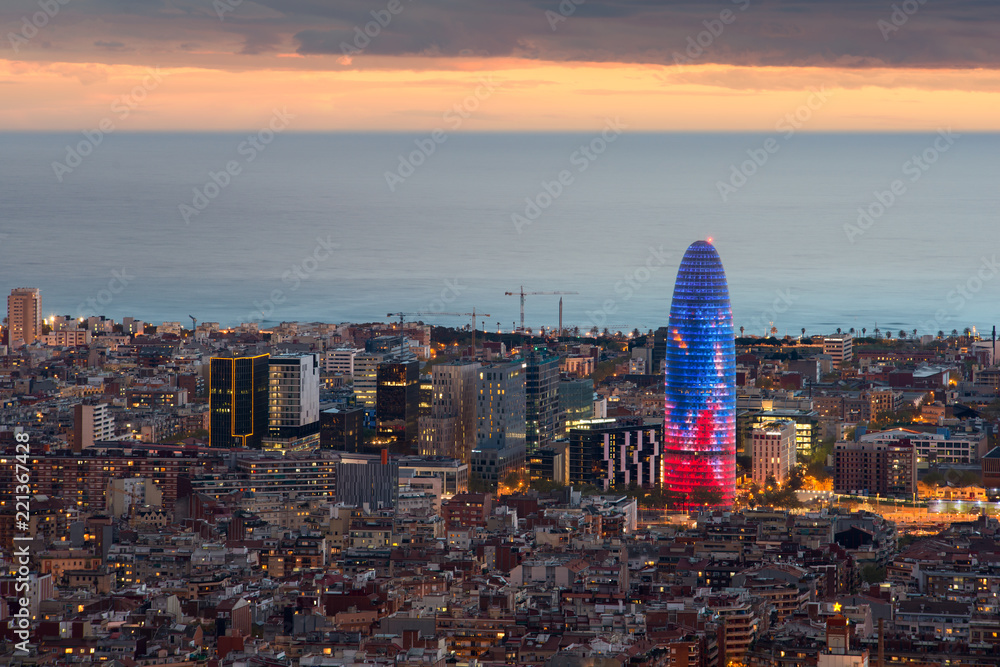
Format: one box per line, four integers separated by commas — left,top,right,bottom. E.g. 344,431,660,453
3,0,1000,69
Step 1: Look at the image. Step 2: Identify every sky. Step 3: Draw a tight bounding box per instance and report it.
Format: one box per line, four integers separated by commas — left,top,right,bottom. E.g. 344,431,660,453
2,0,1000,131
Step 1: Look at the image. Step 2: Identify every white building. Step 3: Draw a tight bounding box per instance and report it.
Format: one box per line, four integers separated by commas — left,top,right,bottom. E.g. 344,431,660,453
324,347,361,376
824,333,853,367
859,426,989,465
74,403,114,451
265,353,321,450
752,419,797,486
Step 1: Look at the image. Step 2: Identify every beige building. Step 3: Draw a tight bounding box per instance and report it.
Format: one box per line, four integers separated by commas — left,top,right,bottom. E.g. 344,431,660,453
824,333,853,368
7,287,41,347
751,420,797,486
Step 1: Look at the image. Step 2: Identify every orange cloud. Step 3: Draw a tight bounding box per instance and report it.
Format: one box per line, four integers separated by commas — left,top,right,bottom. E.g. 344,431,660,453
1,58,999,131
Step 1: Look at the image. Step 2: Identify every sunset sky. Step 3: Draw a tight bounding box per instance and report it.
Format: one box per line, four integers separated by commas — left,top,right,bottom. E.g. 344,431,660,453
3,0,1000,131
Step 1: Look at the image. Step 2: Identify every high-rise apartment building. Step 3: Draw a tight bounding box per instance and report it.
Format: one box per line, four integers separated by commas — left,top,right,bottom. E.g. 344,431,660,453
419,361,480,461
210,354,269,448
73,403,114,452
471,361,526,486
569,417,662,490
834,439,916,499
265,354,320,450
7,288,41,347
751,420,797,486
662,240,736,508
525,347,560,454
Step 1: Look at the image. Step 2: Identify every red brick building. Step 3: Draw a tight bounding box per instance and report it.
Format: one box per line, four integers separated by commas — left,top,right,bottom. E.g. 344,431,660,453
441,493,493,530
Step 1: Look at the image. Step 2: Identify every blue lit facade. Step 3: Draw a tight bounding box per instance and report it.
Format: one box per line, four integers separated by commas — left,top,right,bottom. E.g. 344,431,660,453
662,240,736,507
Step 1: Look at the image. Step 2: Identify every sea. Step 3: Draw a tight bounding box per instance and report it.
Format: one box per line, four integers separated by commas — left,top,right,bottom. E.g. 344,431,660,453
1,131,997,337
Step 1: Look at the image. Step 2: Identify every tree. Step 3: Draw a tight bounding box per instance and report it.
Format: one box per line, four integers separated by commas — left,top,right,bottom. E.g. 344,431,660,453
849,327,855,335
469,472,491,493
690,487,724,508
740,326,745,337
898,330,906,339
837,327,842,334
861,565,887,584
862,327,866,337
801,328,806,338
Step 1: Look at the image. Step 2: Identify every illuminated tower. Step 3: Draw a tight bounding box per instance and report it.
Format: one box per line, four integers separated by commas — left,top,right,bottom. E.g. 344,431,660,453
210,353,269,448
662,240,736,507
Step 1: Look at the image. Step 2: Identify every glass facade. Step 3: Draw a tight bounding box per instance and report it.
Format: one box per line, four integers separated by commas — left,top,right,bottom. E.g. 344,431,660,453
210,354,269,448
662,240,736,507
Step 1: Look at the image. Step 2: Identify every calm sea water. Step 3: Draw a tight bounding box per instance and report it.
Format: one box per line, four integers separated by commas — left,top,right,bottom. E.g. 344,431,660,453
1,132,997,336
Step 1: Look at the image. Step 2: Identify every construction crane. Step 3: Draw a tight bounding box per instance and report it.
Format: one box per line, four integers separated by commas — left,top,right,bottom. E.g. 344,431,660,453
386,309,492,353
504,287,578,334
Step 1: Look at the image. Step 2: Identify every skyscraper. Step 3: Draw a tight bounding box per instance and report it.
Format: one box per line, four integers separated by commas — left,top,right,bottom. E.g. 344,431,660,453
472,360,526,487
210,354,269,448
265,354,321,451
662,240,736,507
7,288,41,348
376,355,420,453
524,347,559,454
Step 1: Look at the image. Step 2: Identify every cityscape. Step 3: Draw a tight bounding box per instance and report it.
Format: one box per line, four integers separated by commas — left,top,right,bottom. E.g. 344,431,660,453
4,1,1000,666
3,241,1000,666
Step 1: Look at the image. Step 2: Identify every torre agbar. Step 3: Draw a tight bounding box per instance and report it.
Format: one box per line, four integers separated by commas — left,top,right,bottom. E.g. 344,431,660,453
662,240,736,507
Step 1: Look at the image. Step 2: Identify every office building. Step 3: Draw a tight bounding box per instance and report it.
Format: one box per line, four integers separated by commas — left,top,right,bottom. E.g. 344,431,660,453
375,355,420,453
7,287,41,347
569,417,662,490
397,455,469,495
751,409,820,461
335,452,399,510
419,361,480,461
525,347,560,454
210,354,269,448
265,354,321,451
662,240,736,508
366,335,409,355
353,352,383,409
471,361,526,486
324,347,360,376
320,406,364,452
73,403,114,452
558,377,594,435
824,333,853,368
751,420,797,486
